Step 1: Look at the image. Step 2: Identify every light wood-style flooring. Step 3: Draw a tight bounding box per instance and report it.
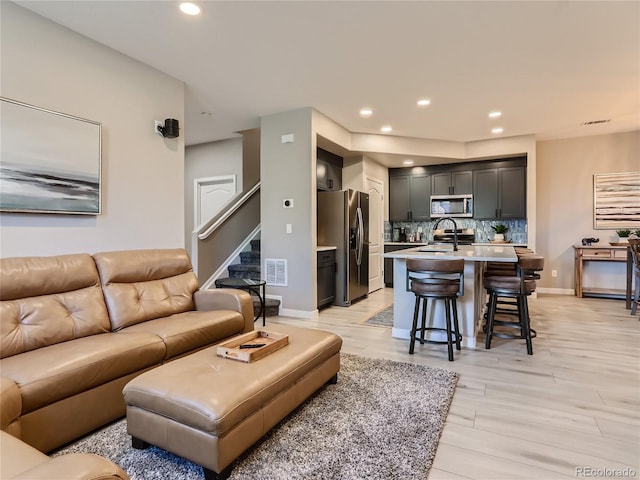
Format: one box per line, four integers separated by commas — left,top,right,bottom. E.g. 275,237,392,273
269,289,640,479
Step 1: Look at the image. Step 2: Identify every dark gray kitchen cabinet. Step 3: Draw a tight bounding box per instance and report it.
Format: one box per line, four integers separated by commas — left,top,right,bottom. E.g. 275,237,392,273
317,249,336,308
317,148,342,191
384,244,412,287
389,174,431,221
431,170,473,195
473,166,526,219
389,176,410,221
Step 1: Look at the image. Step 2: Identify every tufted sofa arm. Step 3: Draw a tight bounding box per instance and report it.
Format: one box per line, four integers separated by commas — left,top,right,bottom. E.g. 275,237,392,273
1,431,129,479
194,288,254,333
1,377,21,437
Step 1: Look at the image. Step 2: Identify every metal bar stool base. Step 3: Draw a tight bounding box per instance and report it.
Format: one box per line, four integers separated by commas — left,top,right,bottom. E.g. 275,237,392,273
409,296,462,361
484,291,534,355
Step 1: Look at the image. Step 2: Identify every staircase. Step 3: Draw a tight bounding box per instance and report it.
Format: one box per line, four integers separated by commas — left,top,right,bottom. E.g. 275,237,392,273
220,239,280,317
229,239,262,280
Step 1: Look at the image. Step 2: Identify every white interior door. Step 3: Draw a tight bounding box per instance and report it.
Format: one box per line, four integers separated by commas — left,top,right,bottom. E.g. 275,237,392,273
194,175,236,229
366,176,384,292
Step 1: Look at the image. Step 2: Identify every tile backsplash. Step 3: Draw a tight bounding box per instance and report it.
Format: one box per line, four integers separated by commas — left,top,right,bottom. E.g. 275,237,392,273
384,219,528,244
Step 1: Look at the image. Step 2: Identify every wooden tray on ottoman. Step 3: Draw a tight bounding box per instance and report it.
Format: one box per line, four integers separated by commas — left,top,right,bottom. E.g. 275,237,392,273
216,330,289,362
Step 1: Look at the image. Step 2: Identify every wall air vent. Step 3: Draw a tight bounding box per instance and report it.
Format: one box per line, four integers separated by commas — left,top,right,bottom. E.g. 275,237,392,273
265,259,287,286
581,119,611,126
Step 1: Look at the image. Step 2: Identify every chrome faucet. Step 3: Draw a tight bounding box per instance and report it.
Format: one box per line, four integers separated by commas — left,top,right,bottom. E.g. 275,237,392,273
433,217,459,251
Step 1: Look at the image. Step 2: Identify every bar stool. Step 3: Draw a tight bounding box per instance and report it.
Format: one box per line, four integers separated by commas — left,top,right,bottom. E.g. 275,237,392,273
629,238,640,316
407,258,464,361
484,255,544,355
483,248,540,329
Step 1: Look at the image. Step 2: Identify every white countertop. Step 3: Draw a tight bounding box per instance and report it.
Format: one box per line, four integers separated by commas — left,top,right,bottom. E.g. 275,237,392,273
383,244,518,262
472,242,528,247
386,242,528,247
384,242,429,246
317,245,337,251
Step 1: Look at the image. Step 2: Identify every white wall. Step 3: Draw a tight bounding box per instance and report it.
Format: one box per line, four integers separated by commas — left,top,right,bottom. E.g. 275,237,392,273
0,3,185,257
184,138,243,252
261,108,315,316
536,130,640,292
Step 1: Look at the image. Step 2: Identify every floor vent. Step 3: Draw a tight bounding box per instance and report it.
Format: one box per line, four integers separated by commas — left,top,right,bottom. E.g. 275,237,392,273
265,259,287,286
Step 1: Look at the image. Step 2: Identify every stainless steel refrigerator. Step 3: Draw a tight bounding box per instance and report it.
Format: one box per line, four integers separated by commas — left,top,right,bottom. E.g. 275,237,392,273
317,189,369,306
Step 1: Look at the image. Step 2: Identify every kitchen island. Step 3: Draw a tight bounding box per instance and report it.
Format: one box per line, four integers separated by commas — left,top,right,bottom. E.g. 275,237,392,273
383,245,518,348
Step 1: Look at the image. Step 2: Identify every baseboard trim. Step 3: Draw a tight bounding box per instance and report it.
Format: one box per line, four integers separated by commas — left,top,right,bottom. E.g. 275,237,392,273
278,308,318,319
537,287,574,295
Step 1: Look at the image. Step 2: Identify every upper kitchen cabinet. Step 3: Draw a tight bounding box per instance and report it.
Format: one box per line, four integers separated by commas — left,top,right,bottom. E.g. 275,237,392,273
431,170,473,195
473,162,526,219
317,148,343,191
389,172,431,221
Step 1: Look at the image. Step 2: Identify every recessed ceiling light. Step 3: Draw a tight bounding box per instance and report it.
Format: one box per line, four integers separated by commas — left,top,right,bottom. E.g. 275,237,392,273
491,127,504,134
179,2,201,15
417,99,431,107
359,108,373,117
381,125,392,133
403,159,415,166
489,111,502,119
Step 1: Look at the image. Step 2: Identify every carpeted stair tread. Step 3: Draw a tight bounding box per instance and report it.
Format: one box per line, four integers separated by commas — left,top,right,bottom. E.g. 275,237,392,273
253,296,280,317
239,251,260,264
224,238,278,314
228,264,261,281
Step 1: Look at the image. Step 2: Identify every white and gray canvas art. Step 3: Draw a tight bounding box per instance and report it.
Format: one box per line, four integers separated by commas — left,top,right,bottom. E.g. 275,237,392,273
0,98,101,214
594,171,640,229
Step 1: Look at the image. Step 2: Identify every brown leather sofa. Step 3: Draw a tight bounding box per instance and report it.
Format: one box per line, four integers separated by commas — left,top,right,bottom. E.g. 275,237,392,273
0,248,254,477
1,431,129,480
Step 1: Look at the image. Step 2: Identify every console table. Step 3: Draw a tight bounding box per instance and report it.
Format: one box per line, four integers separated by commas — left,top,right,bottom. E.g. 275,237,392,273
573,245,633,308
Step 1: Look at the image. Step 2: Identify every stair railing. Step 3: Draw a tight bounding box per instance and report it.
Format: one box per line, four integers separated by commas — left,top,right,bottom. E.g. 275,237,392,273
196,182,260,241
191,181,261,285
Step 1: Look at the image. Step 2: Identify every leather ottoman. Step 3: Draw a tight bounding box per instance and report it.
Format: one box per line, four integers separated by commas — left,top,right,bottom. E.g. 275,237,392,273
122,324,342,480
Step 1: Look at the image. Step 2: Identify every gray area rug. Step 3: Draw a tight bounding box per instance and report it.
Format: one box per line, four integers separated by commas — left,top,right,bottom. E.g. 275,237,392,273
364,304,394,327
54,353,458,480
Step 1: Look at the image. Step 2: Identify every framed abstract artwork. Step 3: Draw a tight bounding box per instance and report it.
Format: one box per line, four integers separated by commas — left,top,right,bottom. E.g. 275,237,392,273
0,97,101,215
593,171,640,229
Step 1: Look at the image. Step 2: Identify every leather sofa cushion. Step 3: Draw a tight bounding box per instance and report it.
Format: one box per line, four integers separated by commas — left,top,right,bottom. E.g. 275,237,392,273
1,431,130,480
0,332,165,414
120,310,246,359
0,254,99,301
123,324,342,437
93,249,200,330
0,254,110,358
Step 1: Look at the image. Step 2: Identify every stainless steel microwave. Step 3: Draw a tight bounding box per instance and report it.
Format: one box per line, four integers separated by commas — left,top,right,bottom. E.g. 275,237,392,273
430,194,473,218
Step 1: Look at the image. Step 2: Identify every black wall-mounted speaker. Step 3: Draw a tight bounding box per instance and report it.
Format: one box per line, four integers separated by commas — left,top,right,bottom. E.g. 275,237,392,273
159,118,180,138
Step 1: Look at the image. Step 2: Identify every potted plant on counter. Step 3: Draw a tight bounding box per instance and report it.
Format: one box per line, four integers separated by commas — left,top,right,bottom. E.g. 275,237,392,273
491,224,508,243
616,229,631,243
